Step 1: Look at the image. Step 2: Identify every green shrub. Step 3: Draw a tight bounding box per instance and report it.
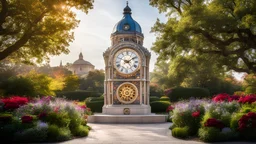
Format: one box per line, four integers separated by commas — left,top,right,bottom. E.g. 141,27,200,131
167,87,210,102
172,105,204,135
1,76,36,97
150,96,159,102
0,113,12,123
13,127,48,143
159,96,170,101
245,86,256,94
56,90,102,101
230,113,244,130
45,112,70,127
47,125,72,142
85,96,104,102
198,127,221,142
150,101,171,113
72,125,89,137
86,100,104,113
172,126,189,138
199,127,238,142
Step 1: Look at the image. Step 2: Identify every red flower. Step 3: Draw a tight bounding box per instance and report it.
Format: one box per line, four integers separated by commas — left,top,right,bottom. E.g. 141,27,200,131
204,118,224,129
166,105,174,112
238,112,256,131
1,96,29,110
54,107,59,113
238,96,256,104
21,115,33,123
212,93,230,102
80,105,86,109
192,111,200,118
38,112,47,119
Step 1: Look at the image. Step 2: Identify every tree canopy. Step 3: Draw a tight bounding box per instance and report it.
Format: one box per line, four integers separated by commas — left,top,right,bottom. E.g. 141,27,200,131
0,0,93,63
150,0,256,73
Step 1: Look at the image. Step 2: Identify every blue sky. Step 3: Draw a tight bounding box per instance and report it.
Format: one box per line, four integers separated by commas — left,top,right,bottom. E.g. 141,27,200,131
49,0,244,80
49,0,166,72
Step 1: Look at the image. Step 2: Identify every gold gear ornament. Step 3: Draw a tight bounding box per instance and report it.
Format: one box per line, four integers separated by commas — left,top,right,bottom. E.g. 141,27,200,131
116,82,138,104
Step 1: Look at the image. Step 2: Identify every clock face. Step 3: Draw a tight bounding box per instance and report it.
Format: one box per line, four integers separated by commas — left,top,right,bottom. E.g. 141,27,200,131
114,49,140,75
123,24,130,30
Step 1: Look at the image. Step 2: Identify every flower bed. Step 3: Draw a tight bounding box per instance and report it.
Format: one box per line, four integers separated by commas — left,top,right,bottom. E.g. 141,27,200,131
168,93,256,142
0,96,91,143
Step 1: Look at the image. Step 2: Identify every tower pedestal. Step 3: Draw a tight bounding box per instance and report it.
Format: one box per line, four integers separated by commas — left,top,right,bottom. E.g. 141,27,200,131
102,104,151,115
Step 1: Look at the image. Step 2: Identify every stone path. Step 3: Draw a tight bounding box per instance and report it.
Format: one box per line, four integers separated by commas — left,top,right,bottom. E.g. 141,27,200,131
60,123,254,144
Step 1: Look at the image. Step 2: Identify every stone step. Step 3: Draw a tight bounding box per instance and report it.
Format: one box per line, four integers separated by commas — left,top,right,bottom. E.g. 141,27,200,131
88,113,168,123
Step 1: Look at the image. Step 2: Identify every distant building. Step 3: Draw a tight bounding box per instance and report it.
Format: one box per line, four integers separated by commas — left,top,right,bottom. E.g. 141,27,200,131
67,52,95,77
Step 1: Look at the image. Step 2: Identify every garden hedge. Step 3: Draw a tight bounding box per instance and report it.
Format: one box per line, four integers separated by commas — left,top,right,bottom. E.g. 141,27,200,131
167,87,210,102
56,91,102,101
86,101,104,113
245,86,256,94
150,101,171,113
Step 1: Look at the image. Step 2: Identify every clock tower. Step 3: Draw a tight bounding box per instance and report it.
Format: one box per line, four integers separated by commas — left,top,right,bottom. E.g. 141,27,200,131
102,2,151,115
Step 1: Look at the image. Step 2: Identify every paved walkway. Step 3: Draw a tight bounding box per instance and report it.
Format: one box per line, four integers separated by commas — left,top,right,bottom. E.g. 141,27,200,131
61,123,254,144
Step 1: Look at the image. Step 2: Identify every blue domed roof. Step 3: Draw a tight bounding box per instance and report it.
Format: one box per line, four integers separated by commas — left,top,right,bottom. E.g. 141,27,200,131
112,3,142,34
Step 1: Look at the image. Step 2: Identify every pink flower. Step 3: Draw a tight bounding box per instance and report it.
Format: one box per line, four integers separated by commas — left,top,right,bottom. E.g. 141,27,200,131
192,111,200,118
80,105,86,109
166,105,174,112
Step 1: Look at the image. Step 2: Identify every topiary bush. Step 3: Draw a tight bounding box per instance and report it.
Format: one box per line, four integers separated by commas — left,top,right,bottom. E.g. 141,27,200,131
150,101,171,113
172,126,189,138
150,96,160,102
71,125,89,137
56,90,102,101
159,96,170,101
198,127,222,142
166,87,210,102
86,100,104,113
13,126,48,143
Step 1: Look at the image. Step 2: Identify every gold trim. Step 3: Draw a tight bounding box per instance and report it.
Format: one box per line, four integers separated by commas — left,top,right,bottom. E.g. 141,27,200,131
116,82,138,104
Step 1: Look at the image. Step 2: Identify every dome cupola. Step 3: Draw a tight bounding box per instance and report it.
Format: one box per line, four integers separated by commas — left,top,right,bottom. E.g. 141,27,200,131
112,2,142,34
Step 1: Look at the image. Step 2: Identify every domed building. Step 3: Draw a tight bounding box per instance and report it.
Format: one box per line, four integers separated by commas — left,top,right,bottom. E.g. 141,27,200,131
68,52,95,77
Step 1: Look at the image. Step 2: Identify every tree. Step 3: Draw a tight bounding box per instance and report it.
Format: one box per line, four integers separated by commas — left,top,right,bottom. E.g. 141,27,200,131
63,75,79,91
0,0,93,63
150,0,256,73
80,70,104,92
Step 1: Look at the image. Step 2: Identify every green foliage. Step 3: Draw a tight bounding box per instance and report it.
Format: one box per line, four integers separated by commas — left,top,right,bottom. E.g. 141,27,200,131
198,127,222,142
150,0,256,73
1,76,36,96
86,96,104,102
159,96,170,101
47,125,72,142
13,127,48,143
45,112,70,127
86,100,104,113
63,75,80,91
79,70,105,93
56,90,102,101
172,105,204,135
150,101,171,113
71,125,89,137
23,71,55,96
149,83,164,97
0,113,13,123
202,102,240,127
150,96,160,102
245,86,256,94
167,87,210,102
230,113,244,130
0,0,94,63
172,126,189,139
